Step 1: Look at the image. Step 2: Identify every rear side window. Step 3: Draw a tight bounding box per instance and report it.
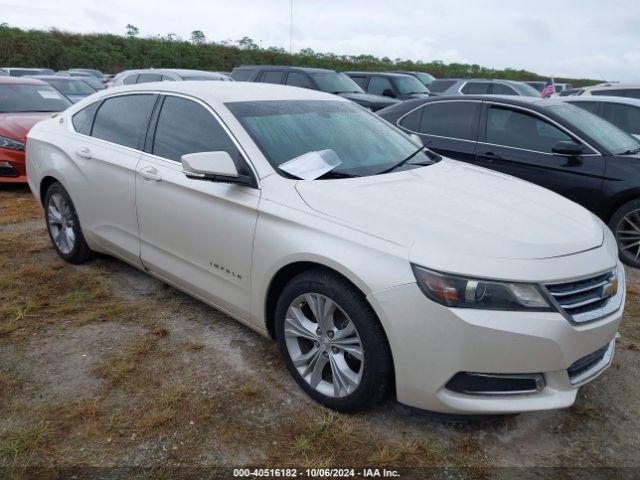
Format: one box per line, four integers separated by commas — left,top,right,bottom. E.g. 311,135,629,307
601,103,640,134
428,80,456,93
418,101,480,140
122,74,138,85
137,73,162,83
592,89,628,97
349,76,368,89
286,72,312,88
398,106,423,131
491,83,518,95
92,94,156,149
368,77,394,96
260,71,285,84
486,106,572,153
152,96,242,165
571,101,600,115
72,102,100,135
161,74,176,82
461,82,490,94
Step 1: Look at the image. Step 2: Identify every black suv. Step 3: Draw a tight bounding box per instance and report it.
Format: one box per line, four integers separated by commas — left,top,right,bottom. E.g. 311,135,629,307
345,72,430,100
379,95,640,267
230,66,400,111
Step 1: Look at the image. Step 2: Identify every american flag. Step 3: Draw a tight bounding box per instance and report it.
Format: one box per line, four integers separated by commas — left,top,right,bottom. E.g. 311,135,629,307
541,78,555,98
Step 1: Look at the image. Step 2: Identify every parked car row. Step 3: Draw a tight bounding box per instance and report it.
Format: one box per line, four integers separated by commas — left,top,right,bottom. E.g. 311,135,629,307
23,81,625,416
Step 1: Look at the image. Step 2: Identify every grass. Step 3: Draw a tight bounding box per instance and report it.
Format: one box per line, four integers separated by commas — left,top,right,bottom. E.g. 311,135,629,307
0,187,42,225
0,424,49,465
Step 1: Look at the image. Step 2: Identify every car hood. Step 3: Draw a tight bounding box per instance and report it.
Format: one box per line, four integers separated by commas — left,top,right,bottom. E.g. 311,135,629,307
337,92,400,108
0,112,52,141
295,159,604,262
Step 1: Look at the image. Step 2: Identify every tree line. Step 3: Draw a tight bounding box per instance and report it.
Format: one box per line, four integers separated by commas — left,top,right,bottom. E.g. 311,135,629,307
0,25,599,87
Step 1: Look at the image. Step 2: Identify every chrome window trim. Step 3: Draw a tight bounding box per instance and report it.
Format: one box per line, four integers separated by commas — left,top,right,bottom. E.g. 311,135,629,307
395,99,482,142
484,100,602,155
68,90,261,188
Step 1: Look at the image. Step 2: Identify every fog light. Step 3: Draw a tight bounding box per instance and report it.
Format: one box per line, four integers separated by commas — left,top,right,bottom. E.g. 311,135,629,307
446,372,545,395
0,161,19,178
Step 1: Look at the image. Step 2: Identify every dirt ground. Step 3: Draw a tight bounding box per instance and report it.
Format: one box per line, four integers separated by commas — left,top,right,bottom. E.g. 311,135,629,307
1,184,639,478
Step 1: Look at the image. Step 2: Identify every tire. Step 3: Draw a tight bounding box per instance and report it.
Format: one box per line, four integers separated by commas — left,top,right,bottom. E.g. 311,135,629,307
609,199,640,268
44,182,93,264
275,269,393,412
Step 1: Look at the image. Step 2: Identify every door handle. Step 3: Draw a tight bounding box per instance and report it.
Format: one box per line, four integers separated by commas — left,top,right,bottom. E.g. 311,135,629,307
76,147,92,159
477,152,502,162
138,166,162,182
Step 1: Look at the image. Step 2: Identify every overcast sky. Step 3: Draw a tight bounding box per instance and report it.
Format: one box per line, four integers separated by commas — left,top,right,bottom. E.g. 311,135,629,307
2,0,639,81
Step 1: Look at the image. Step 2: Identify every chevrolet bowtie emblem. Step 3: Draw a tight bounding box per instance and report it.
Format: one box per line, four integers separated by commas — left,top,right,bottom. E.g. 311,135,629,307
605,279,618,298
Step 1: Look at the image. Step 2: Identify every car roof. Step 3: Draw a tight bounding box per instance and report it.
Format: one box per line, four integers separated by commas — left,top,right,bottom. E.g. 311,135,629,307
120,68,226,77
0,76,49,86
345,71,415,78
71,80,348,106
587,83,640,90
562,95,640,107
233,65,336,73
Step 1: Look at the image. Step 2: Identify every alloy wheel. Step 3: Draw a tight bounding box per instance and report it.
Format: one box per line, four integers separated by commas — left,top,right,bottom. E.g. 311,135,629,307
617,208,640,264
284,293,364,398
47,193,76,255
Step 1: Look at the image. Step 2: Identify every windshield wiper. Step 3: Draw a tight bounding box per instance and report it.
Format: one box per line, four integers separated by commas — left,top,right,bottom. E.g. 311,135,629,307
619,147,640,155
376,146,426,175
316,170,360,179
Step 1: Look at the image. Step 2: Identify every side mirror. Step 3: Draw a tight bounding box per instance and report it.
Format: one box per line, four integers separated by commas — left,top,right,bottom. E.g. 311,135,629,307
552,140,582,157
181,151,254,187
382,88,395,98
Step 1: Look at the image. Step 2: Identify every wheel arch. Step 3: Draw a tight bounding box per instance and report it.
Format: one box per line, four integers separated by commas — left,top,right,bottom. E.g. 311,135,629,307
603,188,640,224
39,175,59,206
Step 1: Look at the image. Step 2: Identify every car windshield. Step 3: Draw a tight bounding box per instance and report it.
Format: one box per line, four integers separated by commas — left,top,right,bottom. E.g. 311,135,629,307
510,82,541,97
227,100,429,177
0,84,71,112
528,82,545,92
78,76,104,90
394,76,429,94
546,103,640,154
47,79,95,96
411,72,435,86
309,72,364,94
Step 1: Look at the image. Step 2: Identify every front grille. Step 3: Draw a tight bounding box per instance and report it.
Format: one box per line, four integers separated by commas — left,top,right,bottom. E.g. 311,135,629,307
545,268,620,323
568,344,609,379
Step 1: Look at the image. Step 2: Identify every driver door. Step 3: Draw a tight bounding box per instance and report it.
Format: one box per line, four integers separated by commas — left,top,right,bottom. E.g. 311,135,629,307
475,103,605,212
135,95,260,320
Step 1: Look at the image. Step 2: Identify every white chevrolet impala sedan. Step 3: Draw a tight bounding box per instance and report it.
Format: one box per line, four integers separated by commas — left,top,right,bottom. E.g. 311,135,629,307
26,82,625,414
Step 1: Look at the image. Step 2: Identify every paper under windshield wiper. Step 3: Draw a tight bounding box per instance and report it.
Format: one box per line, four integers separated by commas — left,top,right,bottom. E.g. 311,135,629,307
619,147,640,155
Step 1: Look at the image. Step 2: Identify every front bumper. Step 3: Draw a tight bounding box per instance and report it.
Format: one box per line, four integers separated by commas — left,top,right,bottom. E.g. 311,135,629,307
368,274,624,414
0,148,27,183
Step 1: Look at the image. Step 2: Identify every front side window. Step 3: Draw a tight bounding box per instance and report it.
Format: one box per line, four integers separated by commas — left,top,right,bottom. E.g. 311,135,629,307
227,100,425,177
601,103,640,135
260,71,285,84
153,96,242,166
393,76,428,95
91,94,156,149
0,84,71,113
368,77,394,96
137,73,162,83
286,72,312,88
418,101,480,140
487,106,572,153
546,103,640,154
72,102,100,135
461,82,490,94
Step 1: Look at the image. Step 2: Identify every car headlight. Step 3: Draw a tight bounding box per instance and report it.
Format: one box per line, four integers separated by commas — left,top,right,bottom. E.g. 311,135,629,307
0,135,25,151
412,265,552,311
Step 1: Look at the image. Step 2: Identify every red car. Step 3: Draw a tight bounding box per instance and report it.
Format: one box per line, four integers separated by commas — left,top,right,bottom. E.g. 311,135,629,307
0,76,71,183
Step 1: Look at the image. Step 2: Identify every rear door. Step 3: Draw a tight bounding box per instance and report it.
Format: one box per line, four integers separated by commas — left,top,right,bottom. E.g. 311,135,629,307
135,94,259,320
67,93,158,265
397,100,481,162
476,102,606,211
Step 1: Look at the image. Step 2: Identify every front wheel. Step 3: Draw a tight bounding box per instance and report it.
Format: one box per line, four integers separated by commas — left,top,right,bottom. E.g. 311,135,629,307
275,269,392,412
609,199,640,268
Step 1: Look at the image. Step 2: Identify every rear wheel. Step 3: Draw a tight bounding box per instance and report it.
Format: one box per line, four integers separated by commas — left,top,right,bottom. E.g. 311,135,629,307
275,269,392,412
609,199,640,268
44,182,93,264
